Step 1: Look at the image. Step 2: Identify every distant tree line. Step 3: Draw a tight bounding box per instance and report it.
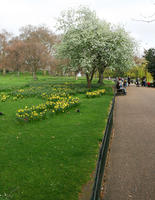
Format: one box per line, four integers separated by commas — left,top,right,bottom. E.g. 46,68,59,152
0,6,139,86
0,25,65,80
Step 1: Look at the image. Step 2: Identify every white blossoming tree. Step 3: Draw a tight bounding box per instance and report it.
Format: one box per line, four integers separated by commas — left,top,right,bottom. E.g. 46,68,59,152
110,26,136,77
56,6,136,87
56,6,101,88
96,25,136,83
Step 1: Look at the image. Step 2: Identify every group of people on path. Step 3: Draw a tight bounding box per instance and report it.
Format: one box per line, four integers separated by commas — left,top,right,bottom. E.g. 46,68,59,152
115,76,148,95
136,76,147,87
116,77,130,95
116,76,130,88
116,76,148,90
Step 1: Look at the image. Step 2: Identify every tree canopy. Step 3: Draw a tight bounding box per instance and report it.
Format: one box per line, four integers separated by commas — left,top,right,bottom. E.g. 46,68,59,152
144,48,155,81
0,25,59,79
56,6,136,87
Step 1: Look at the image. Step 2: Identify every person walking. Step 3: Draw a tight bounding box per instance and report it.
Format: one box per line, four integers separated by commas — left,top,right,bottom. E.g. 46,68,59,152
128,76,131,86
136,77,140,87
142,76,146,87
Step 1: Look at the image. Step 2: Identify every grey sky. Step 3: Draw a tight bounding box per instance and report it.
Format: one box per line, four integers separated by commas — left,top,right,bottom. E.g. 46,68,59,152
0,0,155,55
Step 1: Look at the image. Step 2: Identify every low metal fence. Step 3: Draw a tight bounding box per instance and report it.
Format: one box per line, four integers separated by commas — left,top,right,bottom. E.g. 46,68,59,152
91,95,115,200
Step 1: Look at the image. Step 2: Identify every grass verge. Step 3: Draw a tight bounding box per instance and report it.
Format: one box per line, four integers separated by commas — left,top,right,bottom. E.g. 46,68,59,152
0,76,114,200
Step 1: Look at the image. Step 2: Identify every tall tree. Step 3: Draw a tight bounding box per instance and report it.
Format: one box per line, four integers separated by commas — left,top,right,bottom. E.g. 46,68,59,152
22,41,51,80
111,26,136,75
6,38,25,75
0,30,12,75
7,36,52,80
56,7,136,87
97,26,136,83
144,48,155,82
19,25,58,76
19,25,57,54
56,6,100,88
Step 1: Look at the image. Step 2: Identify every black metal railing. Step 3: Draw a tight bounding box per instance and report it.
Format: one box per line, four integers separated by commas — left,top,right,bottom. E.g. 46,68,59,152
91,95,115,200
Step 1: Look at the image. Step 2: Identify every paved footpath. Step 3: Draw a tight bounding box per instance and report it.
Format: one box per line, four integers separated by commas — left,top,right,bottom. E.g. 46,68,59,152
103,86,155,200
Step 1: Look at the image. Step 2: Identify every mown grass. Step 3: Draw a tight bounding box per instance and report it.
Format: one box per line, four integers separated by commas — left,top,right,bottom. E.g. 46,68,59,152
0,73,114,91
0,74,114,200
0,73,85,91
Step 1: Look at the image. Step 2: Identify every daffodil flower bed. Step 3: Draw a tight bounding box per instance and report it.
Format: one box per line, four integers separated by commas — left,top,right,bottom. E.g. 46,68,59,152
0,94,10,102
1,86,71,103
16,96,79,121
41,93,68,101
86,89,105,98
1,83,89,103
1,89,25,102
16,107,47,121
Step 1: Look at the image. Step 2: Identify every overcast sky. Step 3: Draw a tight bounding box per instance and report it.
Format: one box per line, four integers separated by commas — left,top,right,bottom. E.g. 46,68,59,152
0,0,155,55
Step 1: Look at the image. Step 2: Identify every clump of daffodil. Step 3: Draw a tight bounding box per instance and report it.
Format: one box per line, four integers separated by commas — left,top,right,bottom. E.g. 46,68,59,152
0,93,10,102
16,94,80,122
86,89,105,98
16,105,47,121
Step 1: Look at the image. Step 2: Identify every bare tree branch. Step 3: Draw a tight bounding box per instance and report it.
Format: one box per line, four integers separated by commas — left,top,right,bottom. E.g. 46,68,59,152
132,18,155,23
140,13,155,19
132,2,155,23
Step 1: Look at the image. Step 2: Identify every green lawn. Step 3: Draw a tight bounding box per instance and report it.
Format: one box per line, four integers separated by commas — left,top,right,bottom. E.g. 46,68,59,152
0,73,114,91
0,74,114,200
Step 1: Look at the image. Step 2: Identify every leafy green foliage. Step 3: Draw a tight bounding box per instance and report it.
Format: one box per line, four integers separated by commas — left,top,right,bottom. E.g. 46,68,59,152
144,48,155,81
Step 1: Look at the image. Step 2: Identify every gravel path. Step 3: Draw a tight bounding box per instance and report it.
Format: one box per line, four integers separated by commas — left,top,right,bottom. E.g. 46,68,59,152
103,86,155,200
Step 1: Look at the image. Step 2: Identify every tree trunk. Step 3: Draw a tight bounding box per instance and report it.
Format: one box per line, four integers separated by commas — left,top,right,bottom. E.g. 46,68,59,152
33,72,38,80
85,68,96,88
2,68,6,75
75,72,78,80
49,70,52,76
87,79,91,88
98,71,103,84
98,68,105,84
86,74,91,89
43,70,47,76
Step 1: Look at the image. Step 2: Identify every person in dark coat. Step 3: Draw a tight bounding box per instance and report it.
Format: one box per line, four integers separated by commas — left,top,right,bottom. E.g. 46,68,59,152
128,76,131,86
